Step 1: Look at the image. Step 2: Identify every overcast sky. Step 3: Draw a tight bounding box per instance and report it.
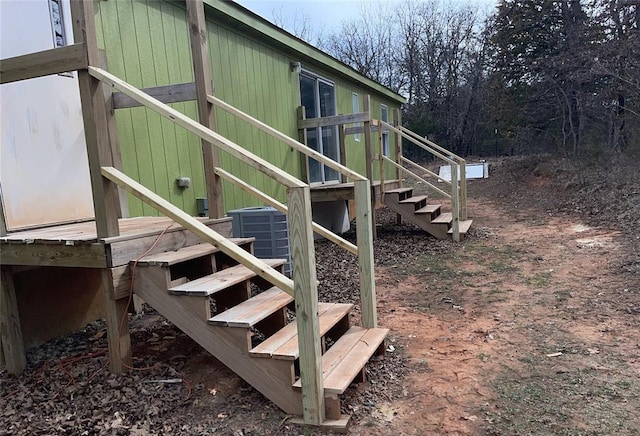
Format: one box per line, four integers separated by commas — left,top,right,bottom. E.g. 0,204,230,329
235,0,498,38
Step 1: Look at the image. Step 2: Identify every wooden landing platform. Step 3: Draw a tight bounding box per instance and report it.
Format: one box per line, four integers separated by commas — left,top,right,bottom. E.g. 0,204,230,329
0,215,233,374
0,216,232,268
310,180,400,202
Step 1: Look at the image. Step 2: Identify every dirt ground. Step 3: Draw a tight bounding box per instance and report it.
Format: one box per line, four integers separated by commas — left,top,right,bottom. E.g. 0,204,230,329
1,155,639,435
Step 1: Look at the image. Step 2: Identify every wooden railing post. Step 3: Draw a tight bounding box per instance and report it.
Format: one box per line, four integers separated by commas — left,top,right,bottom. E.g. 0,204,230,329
186,0,223,218
354,180,377,328
296,106,311,184
71,0,130,374
362,96,377,239
459,160,467,220
450,163,460,242
338,124,347,183
363,96,373,182
287,185,324,425
393,109,403,225
393,109,402,186
378,117,385,200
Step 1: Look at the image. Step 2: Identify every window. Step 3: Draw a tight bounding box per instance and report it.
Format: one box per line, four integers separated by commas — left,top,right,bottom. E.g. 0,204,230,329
352,93,360,142
299,71,340,184
49,0,72,78
48,0,67,48
381,104,389,157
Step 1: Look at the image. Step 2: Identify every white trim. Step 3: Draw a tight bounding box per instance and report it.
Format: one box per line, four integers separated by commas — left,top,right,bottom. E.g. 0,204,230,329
381,104,389,157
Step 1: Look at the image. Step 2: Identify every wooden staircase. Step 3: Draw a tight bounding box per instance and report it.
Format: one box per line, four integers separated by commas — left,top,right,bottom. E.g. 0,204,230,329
132,237,388,428
384,187,473,240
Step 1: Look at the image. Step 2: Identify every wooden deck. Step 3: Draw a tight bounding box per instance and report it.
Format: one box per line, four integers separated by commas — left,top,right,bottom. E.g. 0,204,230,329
0,216,232,268
309,179,400,202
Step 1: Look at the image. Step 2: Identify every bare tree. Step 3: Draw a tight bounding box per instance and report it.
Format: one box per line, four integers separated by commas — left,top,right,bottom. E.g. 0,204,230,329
324,1,404,92
270,7,326,48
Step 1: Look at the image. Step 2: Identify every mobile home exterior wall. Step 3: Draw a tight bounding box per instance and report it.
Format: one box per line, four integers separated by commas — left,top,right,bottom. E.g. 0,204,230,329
94,0,404,216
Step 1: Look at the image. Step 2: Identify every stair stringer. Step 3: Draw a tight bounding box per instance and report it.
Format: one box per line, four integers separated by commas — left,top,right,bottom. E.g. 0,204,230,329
384,195,449,239
133,266,303,415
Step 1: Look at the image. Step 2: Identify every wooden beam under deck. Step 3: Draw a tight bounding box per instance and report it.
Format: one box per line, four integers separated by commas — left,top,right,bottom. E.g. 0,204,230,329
309,180,400,203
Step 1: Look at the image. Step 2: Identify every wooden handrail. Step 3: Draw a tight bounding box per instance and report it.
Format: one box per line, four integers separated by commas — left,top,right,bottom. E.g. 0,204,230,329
379,121,457,165
297,112,370,129
207,94,367,182
397,125,468,221
382,156,451,199
0,43,87,84
88,67,306,190
399,126,466,164
214,167,358,255
101,166,295,296
400,156,452,185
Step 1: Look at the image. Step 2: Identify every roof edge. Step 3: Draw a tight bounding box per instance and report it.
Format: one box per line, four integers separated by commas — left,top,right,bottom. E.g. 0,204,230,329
201,0,406,104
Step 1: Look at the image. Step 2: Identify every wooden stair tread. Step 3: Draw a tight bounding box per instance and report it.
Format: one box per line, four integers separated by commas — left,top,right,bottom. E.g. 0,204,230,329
385,187,413,195
431,212,453,224
448,219,473,234
293,326,388,394
208,287,293,327
169,258,285,296
398,195,427,204
250,302,353,360
415,204,441,215
136,238,254,266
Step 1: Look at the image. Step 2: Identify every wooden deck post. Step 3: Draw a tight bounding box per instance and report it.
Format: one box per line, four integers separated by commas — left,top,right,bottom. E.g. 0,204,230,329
71,0,131,373
354,180,377,328
71,0,120,238
297,106,310,183
0,266,26,374
186,0,223,219
393,109,403,225
287,185,324,425
363,95,377,239
338,124,347,183
98,50,128,218
450,163,460,242
459,160,467,221
393,109,402,185
378,115,385,201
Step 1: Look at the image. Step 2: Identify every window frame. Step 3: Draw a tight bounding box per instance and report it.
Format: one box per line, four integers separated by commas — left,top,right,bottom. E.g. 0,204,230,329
380,104,390,157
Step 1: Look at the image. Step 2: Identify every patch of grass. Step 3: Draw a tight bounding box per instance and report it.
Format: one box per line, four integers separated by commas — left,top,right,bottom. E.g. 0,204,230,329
405,253,476,279
489,260,520,273
483,365,640,435
525,270,554,288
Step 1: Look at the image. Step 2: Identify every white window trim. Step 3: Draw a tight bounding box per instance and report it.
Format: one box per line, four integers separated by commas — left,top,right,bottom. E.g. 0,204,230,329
381,104,390,157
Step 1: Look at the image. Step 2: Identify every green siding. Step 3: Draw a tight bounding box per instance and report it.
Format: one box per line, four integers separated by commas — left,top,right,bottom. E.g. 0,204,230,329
95,0,400,217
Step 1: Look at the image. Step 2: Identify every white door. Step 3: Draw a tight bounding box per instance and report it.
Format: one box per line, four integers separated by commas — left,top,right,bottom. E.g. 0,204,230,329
0,0,94,230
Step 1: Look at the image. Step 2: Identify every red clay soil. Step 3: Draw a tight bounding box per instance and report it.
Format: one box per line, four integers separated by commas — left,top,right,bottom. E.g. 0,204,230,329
1,155,638,435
